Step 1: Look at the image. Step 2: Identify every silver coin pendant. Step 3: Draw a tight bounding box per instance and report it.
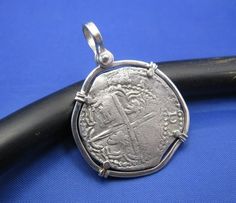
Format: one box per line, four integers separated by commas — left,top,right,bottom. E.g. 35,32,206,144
71,22,190,178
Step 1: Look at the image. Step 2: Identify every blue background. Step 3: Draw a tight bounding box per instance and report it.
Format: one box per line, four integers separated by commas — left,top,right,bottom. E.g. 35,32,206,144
0,0,236,202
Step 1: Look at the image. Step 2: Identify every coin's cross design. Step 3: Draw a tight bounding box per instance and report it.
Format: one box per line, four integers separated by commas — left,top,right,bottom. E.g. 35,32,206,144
71,22,190,178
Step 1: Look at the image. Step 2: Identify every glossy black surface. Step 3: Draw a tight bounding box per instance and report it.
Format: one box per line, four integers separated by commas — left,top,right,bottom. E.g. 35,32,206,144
0,56,236,171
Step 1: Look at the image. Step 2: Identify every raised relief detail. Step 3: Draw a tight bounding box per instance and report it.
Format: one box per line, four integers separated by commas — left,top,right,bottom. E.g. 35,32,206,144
79,67,185,171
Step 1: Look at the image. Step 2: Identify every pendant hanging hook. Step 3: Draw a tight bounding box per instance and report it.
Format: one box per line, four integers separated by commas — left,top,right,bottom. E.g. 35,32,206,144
82,22,114,67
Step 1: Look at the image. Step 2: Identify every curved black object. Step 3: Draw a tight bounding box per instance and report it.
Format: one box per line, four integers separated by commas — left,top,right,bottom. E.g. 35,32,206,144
0,56,236,171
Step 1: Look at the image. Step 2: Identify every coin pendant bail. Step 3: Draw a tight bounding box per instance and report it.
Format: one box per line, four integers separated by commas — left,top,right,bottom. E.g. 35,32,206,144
82,22,114,67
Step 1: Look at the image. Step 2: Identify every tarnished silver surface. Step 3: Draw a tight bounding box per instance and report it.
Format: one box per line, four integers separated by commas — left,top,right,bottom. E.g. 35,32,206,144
79,67,184,171
71,22,190,178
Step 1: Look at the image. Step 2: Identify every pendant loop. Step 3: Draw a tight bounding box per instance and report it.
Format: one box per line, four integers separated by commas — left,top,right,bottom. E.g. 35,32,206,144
83,22,104,56
82,22,114,67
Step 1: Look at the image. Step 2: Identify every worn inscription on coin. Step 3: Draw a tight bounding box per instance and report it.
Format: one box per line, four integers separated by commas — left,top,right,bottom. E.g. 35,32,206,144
78,67,185,171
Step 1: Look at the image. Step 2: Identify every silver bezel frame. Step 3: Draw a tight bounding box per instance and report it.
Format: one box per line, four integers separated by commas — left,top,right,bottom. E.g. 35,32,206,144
71,60,190,178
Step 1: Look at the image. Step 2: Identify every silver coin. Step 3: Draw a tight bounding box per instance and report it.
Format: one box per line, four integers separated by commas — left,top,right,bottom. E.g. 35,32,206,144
78,67,185,172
